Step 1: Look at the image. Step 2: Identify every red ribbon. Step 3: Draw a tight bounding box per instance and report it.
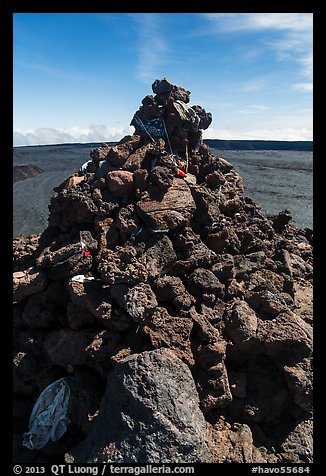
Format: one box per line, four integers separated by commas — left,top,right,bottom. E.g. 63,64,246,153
177,169,187,178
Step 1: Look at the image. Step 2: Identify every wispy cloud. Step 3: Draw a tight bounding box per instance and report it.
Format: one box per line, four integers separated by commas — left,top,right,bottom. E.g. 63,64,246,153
131,13,168,84
15,59,88,82
239,104,270,114
204,13,312,33
13,125,134,147
204,13,313,89
293,82,313,92
299,53,313,77
240,78,267,92
265,33,312,81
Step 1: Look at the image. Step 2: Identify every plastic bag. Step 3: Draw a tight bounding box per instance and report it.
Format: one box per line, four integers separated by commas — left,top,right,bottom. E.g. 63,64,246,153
23,378,71,450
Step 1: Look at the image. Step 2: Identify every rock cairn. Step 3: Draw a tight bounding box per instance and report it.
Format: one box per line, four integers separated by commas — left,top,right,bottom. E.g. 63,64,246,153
13,78,313,464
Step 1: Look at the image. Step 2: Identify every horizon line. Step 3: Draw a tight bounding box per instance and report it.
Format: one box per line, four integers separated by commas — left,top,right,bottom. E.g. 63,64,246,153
14,138,313,148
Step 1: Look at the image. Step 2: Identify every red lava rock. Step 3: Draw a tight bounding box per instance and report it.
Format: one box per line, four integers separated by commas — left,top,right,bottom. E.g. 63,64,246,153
198,143,211,159
13,234,40,271
145,234,177,278
44,328,91,367
141,307,194,367
188,268,225,300
86,330,122,362
107,143,133,166
171,228,218,275
282,360,312,413
48,253,93,281
90,143,111,164
271,208,292,232
98,244,148,286
152,77,174,94
228,371,247,399
224,299,258,344
68,278,132,330
137,178,195,231
133,168,148,197
23,292,58,329
192,185,222,226
13,349,50,383
154,275,195,310
149,166,174,193
193,338,233,411
111,282,157,323
227,358,290,423
13,267,47,303
211,254,235,283
22,282,68,329
246,288,288,318
49,187,98,230
67,349,211,463
116,134,141,148
115,204,139,234
260,310,312,363
53,175,85,193
106,170,134,198
123,143,153,171
208,418,266,463
95,216,119,253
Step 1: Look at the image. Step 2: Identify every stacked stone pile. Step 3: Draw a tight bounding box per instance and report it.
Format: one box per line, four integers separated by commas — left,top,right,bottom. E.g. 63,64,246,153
13,78,313,464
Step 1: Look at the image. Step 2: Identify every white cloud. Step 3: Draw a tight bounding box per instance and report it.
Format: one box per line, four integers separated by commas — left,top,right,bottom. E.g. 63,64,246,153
14,122,313,146
131,13,168,84
205,13,312,33
13,124,134,146
239,104,270,114
299,53,313,77
293,82,313,92
239,78,267,92
265,32,313,79
204,13,313,84
15,59,88,82
249,104,270,110
203,127,312,141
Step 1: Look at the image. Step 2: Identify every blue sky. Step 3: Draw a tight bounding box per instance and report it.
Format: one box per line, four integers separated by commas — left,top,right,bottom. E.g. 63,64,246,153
13,13,313,146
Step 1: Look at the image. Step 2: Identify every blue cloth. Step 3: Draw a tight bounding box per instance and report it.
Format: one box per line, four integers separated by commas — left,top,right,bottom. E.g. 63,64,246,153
131,114,165,139
23,378,71,450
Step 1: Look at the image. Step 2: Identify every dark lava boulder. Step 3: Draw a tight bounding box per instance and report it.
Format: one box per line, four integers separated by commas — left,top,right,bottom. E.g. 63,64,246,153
67,348,211,463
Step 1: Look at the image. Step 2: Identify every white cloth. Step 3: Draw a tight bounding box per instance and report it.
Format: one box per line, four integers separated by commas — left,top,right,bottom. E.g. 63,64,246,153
71,274,95,283
80,160,93,175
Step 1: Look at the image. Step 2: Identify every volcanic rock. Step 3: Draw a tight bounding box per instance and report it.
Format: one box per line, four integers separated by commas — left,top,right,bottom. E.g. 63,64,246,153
152,77,174,95
106,170,134,198
137,178,195,230
13,267,47,303
53,175,85,193
141,307,194,366
111,282,157,323
224,299,258,344
13,164,43,183
12,78,313,464
67,349,211,463
207,418,266,463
